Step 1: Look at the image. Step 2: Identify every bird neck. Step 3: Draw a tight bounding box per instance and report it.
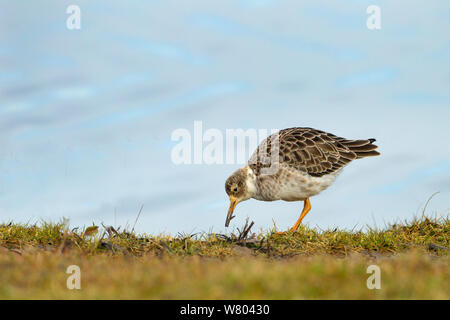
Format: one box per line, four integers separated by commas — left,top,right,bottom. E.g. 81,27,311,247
244,166,258,199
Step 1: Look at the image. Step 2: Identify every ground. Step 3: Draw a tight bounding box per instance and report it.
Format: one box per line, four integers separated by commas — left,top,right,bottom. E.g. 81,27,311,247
0,216,448,299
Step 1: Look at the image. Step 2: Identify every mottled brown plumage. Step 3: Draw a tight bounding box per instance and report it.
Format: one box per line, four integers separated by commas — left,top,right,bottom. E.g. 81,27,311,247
248,127,380,177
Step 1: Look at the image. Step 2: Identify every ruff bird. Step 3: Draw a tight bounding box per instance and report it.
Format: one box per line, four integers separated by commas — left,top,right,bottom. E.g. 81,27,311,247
224,127,380,231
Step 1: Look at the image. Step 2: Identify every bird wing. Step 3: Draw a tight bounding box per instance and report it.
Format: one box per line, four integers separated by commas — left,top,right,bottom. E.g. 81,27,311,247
248,127,380,177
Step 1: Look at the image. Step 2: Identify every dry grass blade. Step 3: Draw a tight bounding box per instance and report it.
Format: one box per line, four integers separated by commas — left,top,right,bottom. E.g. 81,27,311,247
422,192,440,218
131,204,144,233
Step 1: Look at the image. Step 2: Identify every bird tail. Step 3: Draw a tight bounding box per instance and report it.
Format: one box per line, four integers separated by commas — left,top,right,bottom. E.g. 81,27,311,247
340,138,380,159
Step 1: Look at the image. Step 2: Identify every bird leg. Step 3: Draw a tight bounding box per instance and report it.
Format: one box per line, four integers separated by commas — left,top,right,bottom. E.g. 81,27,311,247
289,198,311,232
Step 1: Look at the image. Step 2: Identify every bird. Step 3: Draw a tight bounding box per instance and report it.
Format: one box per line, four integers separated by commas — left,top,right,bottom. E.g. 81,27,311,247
224,127,380,231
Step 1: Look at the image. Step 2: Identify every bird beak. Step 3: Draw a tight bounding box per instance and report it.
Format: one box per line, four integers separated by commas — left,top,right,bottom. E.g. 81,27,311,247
225,196,238,227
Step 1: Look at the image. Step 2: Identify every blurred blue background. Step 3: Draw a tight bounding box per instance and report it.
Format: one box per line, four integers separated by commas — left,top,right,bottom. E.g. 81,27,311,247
0,0,449,234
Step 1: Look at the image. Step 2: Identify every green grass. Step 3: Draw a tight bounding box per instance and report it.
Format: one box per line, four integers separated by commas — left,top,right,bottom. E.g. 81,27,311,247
0,215,448,299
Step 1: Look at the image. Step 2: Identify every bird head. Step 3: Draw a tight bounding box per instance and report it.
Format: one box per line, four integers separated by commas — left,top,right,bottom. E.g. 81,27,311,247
224,166,256,227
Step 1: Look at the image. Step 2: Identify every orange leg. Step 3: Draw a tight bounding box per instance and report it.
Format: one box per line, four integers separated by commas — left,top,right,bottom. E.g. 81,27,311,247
289,198,311,232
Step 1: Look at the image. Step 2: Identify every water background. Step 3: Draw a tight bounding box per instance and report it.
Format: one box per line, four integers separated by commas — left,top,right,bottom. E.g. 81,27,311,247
0,1,449,234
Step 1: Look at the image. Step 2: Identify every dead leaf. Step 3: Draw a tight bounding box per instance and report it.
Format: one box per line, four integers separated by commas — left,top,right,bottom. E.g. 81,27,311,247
84,226,99,237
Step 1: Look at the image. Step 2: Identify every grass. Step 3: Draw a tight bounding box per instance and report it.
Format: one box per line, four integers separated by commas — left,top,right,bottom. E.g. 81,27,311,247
0,215,448,299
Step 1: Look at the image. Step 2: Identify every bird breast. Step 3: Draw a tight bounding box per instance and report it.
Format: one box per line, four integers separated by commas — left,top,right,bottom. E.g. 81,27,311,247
252,165,342,202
